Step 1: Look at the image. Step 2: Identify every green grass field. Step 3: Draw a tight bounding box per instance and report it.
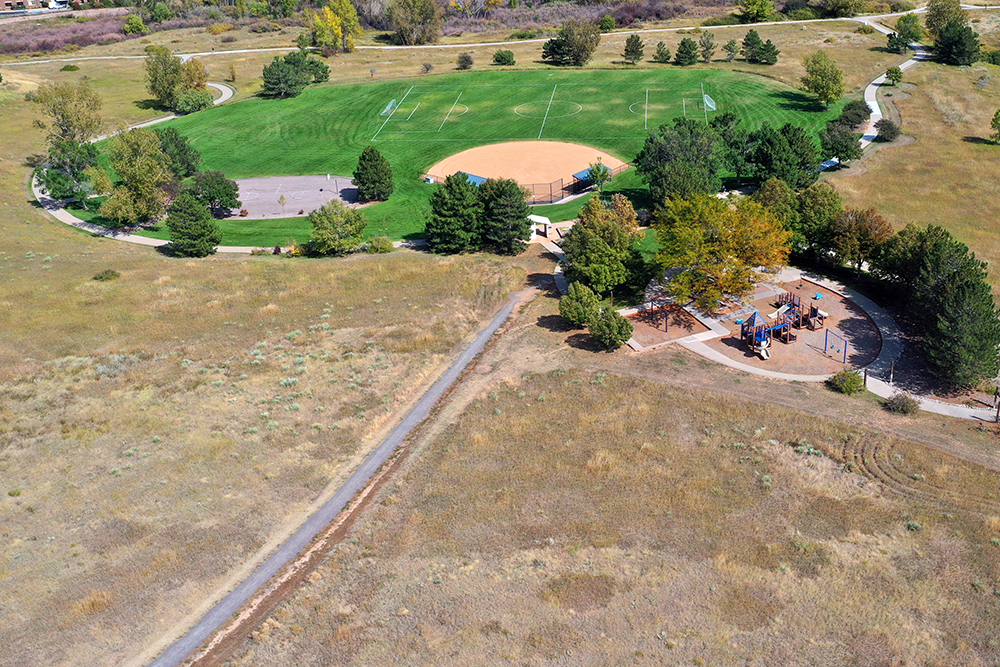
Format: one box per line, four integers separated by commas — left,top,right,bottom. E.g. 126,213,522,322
140,68,842,244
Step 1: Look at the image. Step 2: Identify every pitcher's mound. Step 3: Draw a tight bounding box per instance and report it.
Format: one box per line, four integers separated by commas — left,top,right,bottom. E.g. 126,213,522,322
426,141,626,186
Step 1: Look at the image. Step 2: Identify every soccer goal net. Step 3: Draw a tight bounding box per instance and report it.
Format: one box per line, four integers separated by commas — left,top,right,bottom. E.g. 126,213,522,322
703,94,716,112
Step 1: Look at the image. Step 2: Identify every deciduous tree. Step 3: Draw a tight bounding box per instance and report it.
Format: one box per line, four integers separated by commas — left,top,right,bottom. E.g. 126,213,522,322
801,51,844,109
895,12,923,42
30,81,102,145
831,207,892,271
635,117,723,204
189,170,241,216
542,19,601,66
821,125,863,164
388,0,441,45
925,0,966,38
99,127,171,226
308,199,368,255
740,0,774,23
653,196,790,311
885,65,903,86
561,194,642,295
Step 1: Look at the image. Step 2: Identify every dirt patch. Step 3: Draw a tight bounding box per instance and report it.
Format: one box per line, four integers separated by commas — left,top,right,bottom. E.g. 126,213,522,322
426,140,626,186
628,305,708,347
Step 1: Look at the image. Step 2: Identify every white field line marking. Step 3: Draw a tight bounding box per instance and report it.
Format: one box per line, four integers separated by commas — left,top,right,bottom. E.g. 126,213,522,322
371,85,413,141
402,102,420,121
644,88,649,131
438,91,463,132
537,84,558,140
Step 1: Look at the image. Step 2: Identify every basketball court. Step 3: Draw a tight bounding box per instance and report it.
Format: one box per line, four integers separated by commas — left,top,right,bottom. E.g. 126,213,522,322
232,175,358,219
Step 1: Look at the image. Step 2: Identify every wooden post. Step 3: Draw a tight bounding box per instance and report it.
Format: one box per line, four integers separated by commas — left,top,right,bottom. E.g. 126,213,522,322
863,368,867,388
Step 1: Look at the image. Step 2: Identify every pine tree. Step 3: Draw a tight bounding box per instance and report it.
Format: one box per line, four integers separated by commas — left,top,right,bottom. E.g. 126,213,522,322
741,29,764,62
936,19,980,66
478,178,531,255
698,31,716,63
559,282,601,328
723,39,739,62
756,39,780,65
424,173,484,253
674,37,699,66
623,34,645,64
652,41,671,63
166,192,222,257
353,146,394,202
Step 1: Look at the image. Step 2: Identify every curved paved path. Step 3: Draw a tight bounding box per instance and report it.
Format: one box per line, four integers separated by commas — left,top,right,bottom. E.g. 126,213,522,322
145,288,528,667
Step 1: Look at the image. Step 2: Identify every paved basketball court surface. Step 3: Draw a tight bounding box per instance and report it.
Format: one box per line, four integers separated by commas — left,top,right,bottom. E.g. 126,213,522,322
232,175,357,219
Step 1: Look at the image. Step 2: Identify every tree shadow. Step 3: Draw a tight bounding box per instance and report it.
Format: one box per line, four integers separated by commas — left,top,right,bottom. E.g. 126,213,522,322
24,153,45,168
537,314,572,332
134,98,162,111
963,136,994,145
525,271,557,293
769,89,823,113
566,332,606,351
611,187,654,211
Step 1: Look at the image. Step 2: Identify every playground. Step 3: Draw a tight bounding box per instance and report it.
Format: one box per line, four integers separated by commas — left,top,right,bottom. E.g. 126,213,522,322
705,280,882,376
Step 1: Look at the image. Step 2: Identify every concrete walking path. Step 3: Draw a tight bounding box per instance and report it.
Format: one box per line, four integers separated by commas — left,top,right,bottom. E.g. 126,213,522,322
145,289,528,667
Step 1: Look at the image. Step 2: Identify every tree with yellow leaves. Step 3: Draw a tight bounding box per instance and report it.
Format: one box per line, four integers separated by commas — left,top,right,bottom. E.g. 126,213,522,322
305,0,362,53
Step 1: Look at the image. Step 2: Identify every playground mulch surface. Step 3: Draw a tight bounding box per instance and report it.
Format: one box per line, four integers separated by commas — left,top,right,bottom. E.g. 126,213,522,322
426,141,626,186
706,281,881,376
628,305,708,347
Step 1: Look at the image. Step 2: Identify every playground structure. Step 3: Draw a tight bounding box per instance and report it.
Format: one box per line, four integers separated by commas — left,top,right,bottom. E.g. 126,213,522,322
739,291,831,361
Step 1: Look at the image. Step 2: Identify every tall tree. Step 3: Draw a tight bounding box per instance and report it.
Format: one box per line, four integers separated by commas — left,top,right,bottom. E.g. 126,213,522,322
723,39,739,62
753,177,800,241
30,81,103,145
189,171,241,217
653,196,790,311
796,182,843,252
801,51,844,109
559,281,601,328
99,128,171,226
926,0,966,38
740,0,774,23
821,125,863,164
307,0,363,52
710,111,754,185
741,29,763,62
425,173,483,253
699,31,716,63
353,146,394,202
144,49,184,110
635,117,723,205
155,127,201,178
478,178,531,255
674,37,699,66
308,199,368,255
542,19,601,66
561,194,641,295
388,0,441,45
895,12,923,43
831,207,892,271
166,192,222,257
936,20,980,66
623,34,645,65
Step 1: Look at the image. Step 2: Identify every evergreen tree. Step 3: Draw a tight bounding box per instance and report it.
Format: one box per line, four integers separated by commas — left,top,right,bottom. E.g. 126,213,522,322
936,19,980,66
652,41,671,63
698,31,716,63
927,281,1000,389
757,39,780,65
588,308,634,350
166,192,222,257
561,195,641,295
623,34,645,64
189,170,241,216
261,56,310,98
353,146,394,202
887,33,910,54
559,281,601,328
723,39,739,62
478,177,531,255
741,29,764,62
155,127,201,178
424,173,483,253
674,37,699,66
991,109,1000,143
308,199,368,255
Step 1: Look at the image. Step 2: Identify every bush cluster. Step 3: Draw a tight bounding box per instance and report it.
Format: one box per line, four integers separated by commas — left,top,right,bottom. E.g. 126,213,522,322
827,369,865,395
885,392,919,414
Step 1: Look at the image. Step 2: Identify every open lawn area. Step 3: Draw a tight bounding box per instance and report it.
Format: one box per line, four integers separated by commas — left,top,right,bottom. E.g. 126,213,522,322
158,68,844,242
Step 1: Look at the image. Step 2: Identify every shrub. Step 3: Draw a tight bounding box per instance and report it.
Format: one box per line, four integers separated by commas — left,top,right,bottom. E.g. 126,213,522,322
175,88,213,114
92,269,120,281
559,281,600,328
856,24,876,34
240,209,249,217
421,62,434,73
221,35,237,43
874,118,900,142
249,21,281,32
701,13,742,26
492,49,515,65
365,236,395,253
508,29,538,39
885,391,919,414
598,14,615,32
827,369,865,395
982,50,1000,65
206,22,234,34
60,64,81,72
588,308,634,350
613,0,686,27
456,52,473,70
123,14,148,35
890,0,915,11
787,7,819,19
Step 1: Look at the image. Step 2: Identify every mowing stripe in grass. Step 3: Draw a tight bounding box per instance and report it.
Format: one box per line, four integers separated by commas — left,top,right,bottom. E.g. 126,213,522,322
537,84,558,140
438,92,463,132
372,85,413,141
644,88,649,131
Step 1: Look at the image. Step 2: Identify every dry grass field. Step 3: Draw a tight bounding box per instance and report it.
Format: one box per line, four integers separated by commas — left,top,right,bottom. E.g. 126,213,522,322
227,368,1000,666
827,61,1000,287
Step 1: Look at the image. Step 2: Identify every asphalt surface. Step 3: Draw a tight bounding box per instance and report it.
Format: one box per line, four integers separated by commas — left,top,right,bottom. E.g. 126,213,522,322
146,290,524,667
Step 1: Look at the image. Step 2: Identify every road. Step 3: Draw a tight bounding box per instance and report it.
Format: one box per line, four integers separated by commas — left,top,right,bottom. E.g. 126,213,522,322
145,288,527,667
